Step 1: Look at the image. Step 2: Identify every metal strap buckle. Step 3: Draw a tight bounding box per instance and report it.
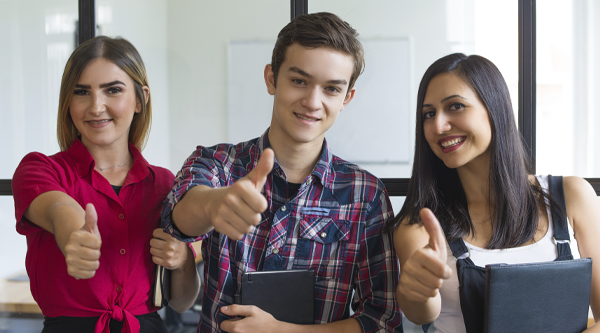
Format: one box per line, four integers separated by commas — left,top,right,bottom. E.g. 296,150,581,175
552,237,571,245
452,247,471,261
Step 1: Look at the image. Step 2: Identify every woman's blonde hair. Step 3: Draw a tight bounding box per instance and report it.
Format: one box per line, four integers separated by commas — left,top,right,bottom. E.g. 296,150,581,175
57,36,151,151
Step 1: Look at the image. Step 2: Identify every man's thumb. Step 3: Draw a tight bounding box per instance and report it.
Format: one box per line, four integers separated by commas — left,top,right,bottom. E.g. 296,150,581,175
421,208,446,258
248,148,274,189
83,203,100,239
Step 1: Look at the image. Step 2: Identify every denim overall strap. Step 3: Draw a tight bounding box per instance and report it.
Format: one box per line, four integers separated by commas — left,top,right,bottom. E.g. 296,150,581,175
547,175,574,260
440,224,486,333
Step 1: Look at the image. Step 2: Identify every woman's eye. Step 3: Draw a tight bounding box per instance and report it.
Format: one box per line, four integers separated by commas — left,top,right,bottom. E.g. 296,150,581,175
423,111,435,119
73,89,88,95
107,87,122,94
449,102,465,111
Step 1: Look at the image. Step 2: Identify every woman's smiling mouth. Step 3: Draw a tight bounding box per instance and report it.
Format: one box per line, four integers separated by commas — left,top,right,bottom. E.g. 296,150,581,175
438,136,466,152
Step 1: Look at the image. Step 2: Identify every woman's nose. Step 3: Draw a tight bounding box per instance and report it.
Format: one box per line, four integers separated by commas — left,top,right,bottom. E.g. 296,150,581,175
91,93,106,115
433,112,451,134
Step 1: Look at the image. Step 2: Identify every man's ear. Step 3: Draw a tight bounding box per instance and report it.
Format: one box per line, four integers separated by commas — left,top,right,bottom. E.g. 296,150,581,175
340,87,356,112
264,64,276,96
136,86,150,114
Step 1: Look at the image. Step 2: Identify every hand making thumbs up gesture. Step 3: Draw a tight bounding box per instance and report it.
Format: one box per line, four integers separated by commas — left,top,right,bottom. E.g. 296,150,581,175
204,148,275,240
64,203,102,279
397,208,452,303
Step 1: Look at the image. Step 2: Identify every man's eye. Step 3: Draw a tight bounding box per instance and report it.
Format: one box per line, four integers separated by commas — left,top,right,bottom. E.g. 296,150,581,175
292,79,305,85
326,87,341,93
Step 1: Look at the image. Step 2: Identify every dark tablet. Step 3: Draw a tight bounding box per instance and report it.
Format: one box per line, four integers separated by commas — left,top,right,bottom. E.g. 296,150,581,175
236,269,314,325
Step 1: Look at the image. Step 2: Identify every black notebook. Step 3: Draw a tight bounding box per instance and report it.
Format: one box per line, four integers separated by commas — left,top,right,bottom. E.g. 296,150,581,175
484,258,592,333
236,269,314,325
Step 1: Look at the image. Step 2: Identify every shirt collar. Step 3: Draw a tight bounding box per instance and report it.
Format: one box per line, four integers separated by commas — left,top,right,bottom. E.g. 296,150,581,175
254,128,334,189
68,138,152,184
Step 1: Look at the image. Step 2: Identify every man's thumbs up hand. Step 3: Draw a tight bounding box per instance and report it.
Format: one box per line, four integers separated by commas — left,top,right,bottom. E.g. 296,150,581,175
64,203,102,279
206,149,275,240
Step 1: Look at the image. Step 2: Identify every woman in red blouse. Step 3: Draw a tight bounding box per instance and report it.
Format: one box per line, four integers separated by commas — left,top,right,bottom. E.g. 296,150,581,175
12,36,199,333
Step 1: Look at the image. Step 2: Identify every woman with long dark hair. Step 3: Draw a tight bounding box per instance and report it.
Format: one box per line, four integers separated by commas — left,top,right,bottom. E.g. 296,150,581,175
12,36,199,333
385,53,600,332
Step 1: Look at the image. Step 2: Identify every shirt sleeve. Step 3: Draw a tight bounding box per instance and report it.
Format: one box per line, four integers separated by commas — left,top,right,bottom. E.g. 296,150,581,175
351,187,403,332
12,152,69,235
161,145,226,243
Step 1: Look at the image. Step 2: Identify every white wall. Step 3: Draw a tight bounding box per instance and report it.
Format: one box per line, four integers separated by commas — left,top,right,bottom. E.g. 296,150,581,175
165,0,290,171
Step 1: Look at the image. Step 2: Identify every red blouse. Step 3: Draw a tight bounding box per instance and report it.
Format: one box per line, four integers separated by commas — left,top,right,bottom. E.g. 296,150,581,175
12,138,174,333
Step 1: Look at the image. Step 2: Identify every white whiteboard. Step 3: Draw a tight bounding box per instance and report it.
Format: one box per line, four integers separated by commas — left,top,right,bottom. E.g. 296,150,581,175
227,39,411,164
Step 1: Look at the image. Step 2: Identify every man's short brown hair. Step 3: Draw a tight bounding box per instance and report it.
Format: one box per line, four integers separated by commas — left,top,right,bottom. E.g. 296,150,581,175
271,12,365,92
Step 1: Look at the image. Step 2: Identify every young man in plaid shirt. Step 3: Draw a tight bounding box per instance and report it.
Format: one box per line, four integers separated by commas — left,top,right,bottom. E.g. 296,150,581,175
161,12,402,333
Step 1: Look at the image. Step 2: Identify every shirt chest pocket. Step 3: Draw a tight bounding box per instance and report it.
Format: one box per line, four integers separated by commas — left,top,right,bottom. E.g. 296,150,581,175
294,217,350,280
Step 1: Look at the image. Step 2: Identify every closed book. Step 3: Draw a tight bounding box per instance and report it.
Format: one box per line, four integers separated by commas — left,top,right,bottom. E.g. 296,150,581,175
153,265,171,308
484,258,592,333
236,269,314,325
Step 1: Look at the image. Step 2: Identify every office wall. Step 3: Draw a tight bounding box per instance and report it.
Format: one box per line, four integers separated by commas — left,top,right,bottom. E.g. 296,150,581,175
165,1,289,171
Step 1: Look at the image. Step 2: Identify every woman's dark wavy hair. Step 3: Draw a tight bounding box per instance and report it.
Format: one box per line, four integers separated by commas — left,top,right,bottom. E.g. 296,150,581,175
384,53,555,249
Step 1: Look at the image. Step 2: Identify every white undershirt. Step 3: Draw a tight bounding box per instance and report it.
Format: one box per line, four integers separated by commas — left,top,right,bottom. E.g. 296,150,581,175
433,175,581,333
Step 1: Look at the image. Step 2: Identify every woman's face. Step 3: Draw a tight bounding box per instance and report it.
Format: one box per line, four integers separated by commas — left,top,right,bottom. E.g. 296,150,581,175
69,57,148,150
422,72,492,170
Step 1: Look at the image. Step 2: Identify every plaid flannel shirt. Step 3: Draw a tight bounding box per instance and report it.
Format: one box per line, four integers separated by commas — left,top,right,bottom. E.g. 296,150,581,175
161,130,402,332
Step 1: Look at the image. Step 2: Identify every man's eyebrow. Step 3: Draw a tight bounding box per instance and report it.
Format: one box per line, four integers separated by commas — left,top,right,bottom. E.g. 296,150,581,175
288,66,312,78
422,94,468,108
288,67,348,85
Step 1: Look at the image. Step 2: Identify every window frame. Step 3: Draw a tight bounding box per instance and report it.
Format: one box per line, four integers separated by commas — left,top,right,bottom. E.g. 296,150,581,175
1,0,598,197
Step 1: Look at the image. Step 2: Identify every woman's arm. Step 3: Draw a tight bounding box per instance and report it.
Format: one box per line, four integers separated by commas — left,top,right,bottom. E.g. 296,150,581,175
564,176,600,331
393,209,452,325
150,229,200,313
24,191,102,279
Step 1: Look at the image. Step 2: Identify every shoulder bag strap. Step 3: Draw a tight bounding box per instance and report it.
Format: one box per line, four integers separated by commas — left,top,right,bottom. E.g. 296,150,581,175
547,175,573,260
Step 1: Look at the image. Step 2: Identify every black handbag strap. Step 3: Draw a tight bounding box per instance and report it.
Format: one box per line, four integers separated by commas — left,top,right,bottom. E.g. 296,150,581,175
547,175,569,241
547,175,574,260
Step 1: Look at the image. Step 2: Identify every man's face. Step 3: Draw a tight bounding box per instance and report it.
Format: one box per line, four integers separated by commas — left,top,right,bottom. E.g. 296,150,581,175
265,43,355,149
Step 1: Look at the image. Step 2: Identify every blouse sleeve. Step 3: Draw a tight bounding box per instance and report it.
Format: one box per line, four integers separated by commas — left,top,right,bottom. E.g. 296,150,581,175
12,152,69,235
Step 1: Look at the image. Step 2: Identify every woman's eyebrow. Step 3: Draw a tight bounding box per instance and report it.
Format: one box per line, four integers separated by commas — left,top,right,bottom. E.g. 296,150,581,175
441,94,467,103
74,80,126,89
100,80,126,88
422,94,468,108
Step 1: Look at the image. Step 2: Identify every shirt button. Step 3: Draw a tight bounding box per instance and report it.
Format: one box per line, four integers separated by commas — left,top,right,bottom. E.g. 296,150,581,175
116,286,122,292
120,249,126,255
320,232,327,238
281,206,287,212
272,248,279,254
118,214,125,219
